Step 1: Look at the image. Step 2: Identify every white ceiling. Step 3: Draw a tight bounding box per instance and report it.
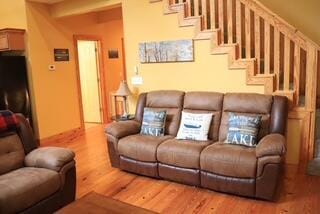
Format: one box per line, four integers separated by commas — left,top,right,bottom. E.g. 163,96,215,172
28,0,66,4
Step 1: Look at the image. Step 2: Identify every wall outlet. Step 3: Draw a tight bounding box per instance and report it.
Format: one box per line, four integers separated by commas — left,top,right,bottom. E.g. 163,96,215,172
131,76,143,85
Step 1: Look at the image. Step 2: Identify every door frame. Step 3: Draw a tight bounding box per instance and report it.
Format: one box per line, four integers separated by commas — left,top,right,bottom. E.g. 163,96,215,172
74,35,109,128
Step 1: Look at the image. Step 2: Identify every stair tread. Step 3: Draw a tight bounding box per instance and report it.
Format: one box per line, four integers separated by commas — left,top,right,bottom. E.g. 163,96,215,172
255,74,275,77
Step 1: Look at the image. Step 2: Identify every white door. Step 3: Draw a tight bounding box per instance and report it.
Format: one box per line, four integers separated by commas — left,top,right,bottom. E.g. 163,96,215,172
77,40,102,123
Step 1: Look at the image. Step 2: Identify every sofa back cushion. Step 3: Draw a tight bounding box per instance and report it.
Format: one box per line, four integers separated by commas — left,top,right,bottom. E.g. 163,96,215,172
183,92,224,141
0,133,25,175
219,93,273,142
145,90,185,136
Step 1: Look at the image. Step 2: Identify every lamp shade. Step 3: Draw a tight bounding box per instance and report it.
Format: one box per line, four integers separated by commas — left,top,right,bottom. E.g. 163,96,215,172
115,80,132,96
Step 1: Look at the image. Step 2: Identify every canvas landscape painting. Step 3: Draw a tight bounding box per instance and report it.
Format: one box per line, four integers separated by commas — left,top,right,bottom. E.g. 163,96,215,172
139,39,194,63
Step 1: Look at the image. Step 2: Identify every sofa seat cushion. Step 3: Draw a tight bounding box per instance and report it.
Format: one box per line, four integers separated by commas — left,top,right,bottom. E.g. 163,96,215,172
200,143,257,178
118,134,173,162
157,139,211,169
0,167,60,213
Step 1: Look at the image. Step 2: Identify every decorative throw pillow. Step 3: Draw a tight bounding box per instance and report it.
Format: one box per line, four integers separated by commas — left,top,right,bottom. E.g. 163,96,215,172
140,108,167,137
225,113,262,147
176,111,213,141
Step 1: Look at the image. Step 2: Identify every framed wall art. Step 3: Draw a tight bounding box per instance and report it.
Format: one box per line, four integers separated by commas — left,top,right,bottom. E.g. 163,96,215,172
139,39,194,63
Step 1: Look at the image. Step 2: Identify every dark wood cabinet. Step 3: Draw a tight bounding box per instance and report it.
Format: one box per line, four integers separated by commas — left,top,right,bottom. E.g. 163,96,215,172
0,28,25,51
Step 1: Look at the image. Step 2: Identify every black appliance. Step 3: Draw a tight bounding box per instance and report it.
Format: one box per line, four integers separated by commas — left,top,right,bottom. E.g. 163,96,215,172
0,56,31,121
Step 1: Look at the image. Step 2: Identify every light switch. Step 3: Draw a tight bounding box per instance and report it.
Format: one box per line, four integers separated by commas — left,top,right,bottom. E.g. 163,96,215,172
134,65,139,75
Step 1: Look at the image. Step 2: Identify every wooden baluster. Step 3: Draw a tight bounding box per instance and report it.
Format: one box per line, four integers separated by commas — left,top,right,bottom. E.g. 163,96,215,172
227,0,233,43
236,0,242,57
218,0,224,44
305,44,318,110
264,22,270,74
210,0,216,29
194,0,199,16
202,0,208,29
294,44,301,106
274,28,280,89
283,37,291,90
245,7,251,58
254,14,260,73
186,0,192,17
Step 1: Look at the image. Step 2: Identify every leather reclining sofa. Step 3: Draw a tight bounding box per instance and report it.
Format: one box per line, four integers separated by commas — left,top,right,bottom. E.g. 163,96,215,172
106,91,288,200
0,114,76,213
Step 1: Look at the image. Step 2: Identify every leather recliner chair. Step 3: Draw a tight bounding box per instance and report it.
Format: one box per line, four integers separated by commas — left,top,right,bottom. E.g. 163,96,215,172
0,114,76,213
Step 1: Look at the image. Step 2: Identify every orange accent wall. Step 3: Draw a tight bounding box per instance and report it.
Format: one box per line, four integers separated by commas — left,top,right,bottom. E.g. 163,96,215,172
26,2,124,139
60,8,125,119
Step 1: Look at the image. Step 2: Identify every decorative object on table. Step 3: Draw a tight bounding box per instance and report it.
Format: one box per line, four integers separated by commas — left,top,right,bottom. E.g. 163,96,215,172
176,111,213,141
225,113,262,147
114,80,132,119
139,39,194,63
108,49,119,59
140,108,167,137
111,114,135,122
54,49,69,61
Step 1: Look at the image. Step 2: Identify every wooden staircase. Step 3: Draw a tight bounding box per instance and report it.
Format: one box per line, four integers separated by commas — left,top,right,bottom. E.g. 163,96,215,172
151,0,319,107
150,0,320,167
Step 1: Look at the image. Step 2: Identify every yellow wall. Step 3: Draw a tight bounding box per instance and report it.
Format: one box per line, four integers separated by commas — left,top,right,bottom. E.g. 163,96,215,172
122,0,264,97
0,0,27,29
259,0,320,45
25,2,124,139
121,0,303,164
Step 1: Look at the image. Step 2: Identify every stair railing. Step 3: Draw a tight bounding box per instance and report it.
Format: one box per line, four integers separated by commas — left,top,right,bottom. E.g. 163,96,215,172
167,0,320,111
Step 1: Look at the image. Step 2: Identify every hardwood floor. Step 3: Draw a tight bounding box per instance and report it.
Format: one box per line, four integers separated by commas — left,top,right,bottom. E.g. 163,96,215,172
46,125,320,214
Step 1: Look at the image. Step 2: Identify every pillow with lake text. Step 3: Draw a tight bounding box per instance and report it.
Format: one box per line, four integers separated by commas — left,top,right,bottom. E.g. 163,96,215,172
140,108,167,137
225,113,262,147
176,111,213,141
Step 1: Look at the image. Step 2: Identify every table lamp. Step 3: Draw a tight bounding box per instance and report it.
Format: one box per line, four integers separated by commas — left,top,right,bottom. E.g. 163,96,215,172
115,80,132,118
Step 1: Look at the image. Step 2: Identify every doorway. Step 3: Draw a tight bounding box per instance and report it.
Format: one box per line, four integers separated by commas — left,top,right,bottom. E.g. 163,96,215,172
75,36,108,129
315,51,320,158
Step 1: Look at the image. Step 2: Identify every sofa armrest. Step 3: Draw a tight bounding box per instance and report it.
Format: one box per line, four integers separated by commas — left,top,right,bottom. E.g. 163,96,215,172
16,113,38,154
25,147,75,172
256,134,286,158
105,120,141,139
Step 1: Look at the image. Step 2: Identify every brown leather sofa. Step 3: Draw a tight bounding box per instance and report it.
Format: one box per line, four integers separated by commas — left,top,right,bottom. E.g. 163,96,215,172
0,114,76,213
106,91,288,200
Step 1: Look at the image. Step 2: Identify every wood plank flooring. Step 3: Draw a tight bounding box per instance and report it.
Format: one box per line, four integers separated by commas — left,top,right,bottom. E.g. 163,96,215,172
46,125,320,214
